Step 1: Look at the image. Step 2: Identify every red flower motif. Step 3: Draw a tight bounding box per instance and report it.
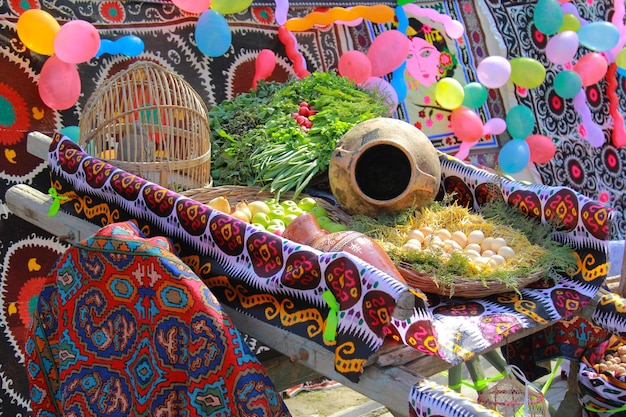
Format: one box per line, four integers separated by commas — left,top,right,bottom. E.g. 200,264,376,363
0,82,30,146
99,1,125,23
252,7,275,24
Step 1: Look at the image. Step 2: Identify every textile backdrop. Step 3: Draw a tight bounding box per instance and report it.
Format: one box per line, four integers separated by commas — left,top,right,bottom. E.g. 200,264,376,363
1,0,625,415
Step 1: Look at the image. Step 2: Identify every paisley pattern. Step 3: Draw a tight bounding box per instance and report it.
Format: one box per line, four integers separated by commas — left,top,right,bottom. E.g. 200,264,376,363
26,221,289,417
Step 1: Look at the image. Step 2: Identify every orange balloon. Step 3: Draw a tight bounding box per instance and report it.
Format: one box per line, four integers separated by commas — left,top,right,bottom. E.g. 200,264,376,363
17,9,60,55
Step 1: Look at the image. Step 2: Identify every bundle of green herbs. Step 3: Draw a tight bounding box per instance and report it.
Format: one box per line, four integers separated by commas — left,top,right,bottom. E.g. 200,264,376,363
208,71,392,198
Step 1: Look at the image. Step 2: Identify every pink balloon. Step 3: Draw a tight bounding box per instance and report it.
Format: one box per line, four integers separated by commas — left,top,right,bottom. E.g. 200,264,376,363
525,134,556,164
172,0,211,13
366,30,411,77
476,56,511,89
38,55,81,110
54,20,101,64
482,117,507,135
546,31,579,65
573,52,609,86
252,49,276,89
338,50,372,84
362,76,398,111
454,140,477,160
451,106,484,142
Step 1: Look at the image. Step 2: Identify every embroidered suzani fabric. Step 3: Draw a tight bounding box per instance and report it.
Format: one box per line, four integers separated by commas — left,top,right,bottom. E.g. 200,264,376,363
26,221,290,417
47,134,432,383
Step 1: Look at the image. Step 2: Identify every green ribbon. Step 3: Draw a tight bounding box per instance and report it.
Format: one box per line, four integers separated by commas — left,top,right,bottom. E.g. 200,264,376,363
322,290,339,342
48,188,68,217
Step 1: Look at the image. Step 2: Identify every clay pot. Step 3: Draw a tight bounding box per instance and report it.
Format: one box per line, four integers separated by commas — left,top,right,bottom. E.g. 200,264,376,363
328,118,441,217
283,212,406,283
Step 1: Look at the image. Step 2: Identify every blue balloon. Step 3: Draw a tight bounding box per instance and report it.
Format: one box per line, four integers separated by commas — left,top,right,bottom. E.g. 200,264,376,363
195,9,232,57
578,21,620,52
116,35,144,57
499,139,530,174
96,39,117,57
60,125,80,142
533,0,563,35
506,105,535,139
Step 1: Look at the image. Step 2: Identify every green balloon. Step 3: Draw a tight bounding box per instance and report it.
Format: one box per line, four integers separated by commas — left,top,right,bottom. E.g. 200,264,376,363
462,82,488,109
510,57,546,89
533,0,564,35
554,70,582,99
506,105,535,139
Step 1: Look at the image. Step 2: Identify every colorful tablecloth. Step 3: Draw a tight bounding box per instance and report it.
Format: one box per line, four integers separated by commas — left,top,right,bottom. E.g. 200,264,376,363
26,221,290,416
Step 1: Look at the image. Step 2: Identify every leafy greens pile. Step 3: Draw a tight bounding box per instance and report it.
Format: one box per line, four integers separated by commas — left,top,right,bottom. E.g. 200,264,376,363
208,71,392,198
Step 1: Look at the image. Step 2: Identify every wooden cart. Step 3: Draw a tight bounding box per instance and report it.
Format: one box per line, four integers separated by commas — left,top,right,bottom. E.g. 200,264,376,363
7,131,619,417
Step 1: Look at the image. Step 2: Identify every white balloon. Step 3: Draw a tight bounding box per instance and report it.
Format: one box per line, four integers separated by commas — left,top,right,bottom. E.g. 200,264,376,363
476,56,511,89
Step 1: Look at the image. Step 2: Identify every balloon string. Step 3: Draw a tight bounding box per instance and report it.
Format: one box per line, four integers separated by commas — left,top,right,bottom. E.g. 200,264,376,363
277,26,310,79
321,290,339,342
48,187,68,217
573,89,605,147
607,64,626,148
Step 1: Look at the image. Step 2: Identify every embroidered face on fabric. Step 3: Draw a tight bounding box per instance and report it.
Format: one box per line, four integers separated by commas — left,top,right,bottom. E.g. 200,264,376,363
406,36,441,87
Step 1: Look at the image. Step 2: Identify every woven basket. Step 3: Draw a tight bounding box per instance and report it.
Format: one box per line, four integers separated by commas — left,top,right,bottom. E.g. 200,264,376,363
79,61,212,191
397,263,544,298
181,185,352,225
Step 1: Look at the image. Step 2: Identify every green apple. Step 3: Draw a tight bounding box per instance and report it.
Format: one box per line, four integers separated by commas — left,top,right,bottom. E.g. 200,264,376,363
266,223,285,235
281,199,298,209
251,223,266,231
283,213,299,226
284,205,304,216
269,207,285,220
310,205,328,218
297,197,317,212
316,216,333,230
268,218,286,228
327,222,348,233
247,200,271,217
251,212,270,227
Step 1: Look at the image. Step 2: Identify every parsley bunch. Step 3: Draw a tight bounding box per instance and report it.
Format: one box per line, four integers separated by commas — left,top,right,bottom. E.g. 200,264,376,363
209,71,392,198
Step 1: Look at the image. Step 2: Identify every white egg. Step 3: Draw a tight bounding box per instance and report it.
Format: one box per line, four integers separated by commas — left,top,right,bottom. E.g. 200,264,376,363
481,237,495,251
482,249,495,258
443,239,462,253
487,258,500,268
419,226,434,237
407,229,425,243
473,256,489,265
435,228,452,241
424,235,443,247
491,237,508,251
465,243,482,253
490,254,506,265
402,241,422,252
467,230,485,245
497,246,515,259
464,249,481,259
451,231,468,248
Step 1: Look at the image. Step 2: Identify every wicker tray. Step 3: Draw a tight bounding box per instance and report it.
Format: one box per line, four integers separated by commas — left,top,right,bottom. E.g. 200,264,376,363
181,185,352,225
396,262,544,298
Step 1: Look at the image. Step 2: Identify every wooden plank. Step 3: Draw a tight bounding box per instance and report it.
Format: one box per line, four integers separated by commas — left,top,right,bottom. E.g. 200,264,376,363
6,184,100,243
27,131,52,160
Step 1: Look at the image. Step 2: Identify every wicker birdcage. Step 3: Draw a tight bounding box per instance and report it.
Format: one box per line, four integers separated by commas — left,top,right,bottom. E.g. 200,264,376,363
78,61,212,191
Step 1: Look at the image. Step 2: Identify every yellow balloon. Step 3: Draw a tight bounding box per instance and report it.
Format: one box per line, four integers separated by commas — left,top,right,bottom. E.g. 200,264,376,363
435,77,464,110
17,9,60,55
559,13,581,32
510,57,546,89
616,47,626,69
211,0,253,15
